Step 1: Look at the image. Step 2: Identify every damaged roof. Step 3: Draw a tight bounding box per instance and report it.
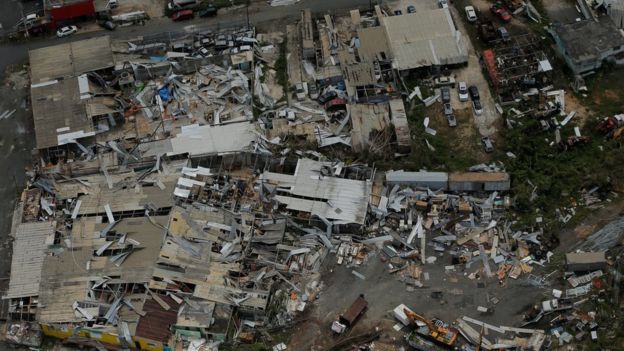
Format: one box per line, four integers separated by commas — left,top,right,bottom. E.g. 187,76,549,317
31,77,95,149
261,158,372,224
5,221,55,299
139,122,258,158
37,216,169,323
135,295,181,343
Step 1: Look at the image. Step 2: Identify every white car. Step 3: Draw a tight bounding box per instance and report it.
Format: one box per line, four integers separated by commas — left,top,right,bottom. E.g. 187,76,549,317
56,25,77,38
438,0,449,9
465,6,478,22
473,100,484,116
457,81,469,102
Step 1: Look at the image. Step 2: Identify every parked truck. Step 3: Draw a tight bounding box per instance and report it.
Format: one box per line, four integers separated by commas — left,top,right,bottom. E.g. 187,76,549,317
479,20,498,44
331,295,367,334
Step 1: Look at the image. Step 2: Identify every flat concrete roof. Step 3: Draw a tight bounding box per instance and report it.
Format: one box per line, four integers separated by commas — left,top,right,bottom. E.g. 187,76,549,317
552,18,624,63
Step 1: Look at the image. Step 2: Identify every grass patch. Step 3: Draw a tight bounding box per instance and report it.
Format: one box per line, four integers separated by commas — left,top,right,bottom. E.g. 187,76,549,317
274,38,289,98
579,64,624,116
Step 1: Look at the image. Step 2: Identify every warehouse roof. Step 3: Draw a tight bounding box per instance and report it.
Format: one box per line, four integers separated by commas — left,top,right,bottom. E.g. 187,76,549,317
366,9,468,70
31,77,95,149
29,36,114,84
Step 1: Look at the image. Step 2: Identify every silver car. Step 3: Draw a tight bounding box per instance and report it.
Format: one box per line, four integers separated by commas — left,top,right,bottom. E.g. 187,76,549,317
457,81,469,102
473,100,483,115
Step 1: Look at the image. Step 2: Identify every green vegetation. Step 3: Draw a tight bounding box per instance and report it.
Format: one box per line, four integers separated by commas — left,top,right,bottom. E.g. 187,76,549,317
274,39,290,98
501,117,624,223
581,64,624,116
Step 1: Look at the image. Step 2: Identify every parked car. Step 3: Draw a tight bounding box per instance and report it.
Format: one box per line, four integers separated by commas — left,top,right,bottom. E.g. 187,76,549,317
171,9,194,21
497,27,510,41
407,5,416,13
468,85,480,101
473,99,484,115
108,0,118,9
168,0,200,11
295,82,308,101
56,25,77,38
318,90,337,104
465,6,478,22
308,83,319,100
481,137,494,153
447,113,457,127
457,81,469,102
198,47,210,57
438,0,449,9
14,13,38,29
199,4,218,17
491,4,512,22
98,20,116,31
440,87,451,103
394,10,402,15
434,75,456,87
443,103,454,117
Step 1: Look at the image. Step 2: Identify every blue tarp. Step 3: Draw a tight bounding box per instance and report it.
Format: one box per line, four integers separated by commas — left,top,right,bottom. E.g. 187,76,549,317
159,87,170,102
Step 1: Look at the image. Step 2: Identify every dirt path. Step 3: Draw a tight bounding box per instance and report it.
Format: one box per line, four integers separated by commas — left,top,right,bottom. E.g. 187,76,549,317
449,5,499,137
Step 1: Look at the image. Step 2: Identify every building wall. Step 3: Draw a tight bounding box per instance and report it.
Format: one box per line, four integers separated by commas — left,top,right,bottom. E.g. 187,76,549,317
551,29,624,74
41,323,165,351
448,180,510,192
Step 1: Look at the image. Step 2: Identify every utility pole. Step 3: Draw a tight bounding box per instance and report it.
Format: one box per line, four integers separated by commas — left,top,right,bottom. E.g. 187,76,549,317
246,1,250,28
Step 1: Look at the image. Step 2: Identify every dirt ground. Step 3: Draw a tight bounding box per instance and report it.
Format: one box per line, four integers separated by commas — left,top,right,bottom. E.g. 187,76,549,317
290,246,549,350
114,0,165,18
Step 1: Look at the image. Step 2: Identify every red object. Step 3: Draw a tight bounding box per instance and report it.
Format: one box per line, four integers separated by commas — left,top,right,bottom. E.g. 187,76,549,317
324,98,347,111
135,295,181,343
171,9,194,21
592,277,605,289
483,49,499,88
48,0,95,26
491,6,512,22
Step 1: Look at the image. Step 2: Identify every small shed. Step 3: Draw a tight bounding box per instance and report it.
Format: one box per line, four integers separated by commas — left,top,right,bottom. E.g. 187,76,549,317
448,172,510,192
566,251,607,272
386,171,448,190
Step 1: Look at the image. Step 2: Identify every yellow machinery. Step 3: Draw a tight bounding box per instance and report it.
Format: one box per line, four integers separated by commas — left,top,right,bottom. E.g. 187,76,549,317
404,309,458,348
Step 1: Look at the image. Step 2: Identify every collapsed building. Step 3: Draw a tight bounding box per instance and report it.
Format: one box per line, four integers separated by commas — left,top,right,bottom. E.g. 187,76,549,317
9,3,617,351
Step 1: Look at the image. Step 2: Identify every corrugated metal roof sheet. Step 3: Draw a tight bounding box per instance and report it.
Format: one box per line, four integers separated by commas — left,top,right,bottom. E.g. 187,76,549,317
261,158,372,224
135,295,180,343
380,9,468,70
31,78,95,149
5,221,55,298
167,122,257,157
386,171,448,184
